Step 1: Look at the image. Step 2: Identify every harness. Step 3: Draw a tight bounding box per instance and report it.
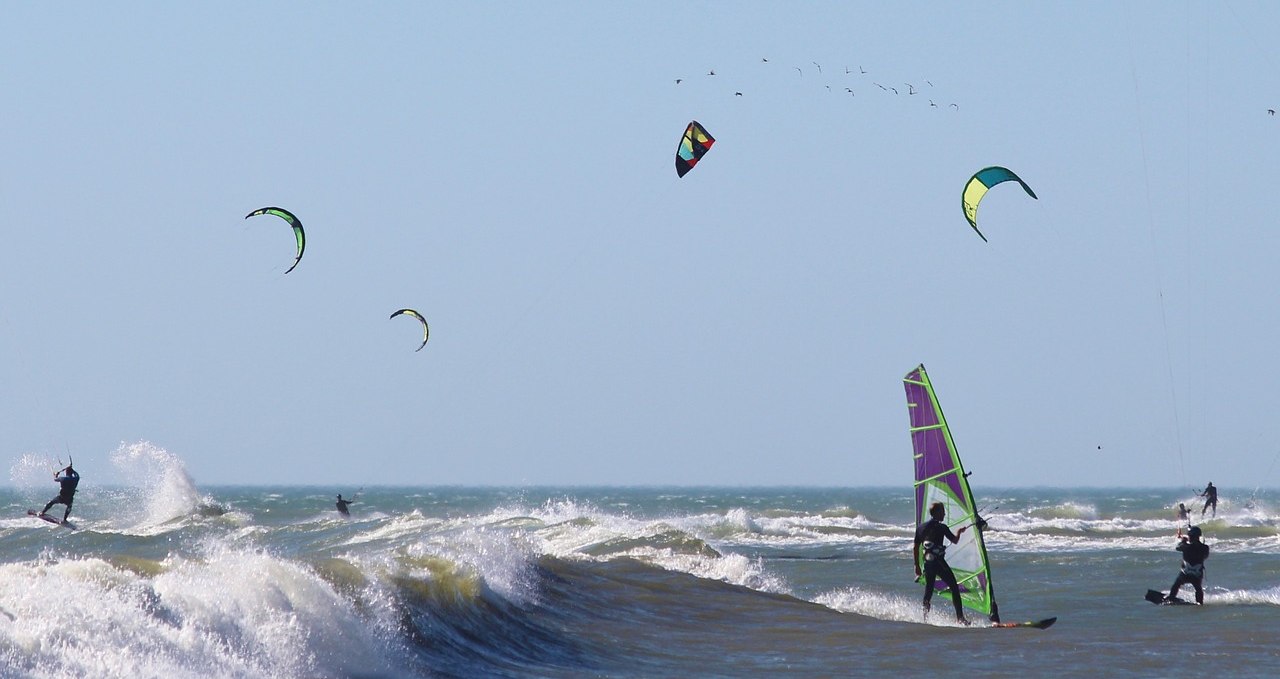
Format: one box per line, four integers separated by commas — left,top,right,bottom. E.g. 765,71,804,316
1180,561,1205,578
921,541,946,562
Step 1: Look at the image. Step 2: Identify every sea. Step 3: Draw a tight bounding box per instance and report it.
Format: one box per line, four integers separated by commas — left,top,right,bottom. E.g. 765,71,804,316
2,445,1278,678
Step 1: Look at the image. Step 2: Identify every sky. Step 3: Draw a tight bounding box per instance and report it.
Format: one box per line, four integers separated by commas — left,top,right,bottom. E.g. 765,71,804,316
4,1,1280,489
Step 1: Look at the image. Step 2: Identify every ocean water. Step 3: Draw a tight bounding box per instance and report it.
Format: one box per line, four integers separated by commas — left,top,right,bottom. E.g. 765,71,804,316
3,445,1278,678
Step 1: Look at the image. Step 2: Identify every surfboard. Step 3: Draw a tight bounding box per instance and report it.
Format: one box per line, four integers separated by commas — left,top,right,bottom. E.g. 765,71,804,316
27,510,76,530
992,617,1057,629
1145,589,1198,606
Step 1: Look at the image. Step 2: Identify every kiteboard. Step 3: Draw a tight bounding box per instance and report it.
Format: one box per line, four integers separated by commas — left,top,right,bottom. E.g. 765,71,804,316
992,617,1057,630
27,510,76,530
1145,589,1198,606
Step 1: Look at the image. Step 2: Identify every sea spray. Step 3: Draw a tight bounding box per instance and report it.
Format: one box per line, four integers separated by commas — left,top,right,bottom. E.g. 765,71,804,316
108,441,209,528
8,452,62,496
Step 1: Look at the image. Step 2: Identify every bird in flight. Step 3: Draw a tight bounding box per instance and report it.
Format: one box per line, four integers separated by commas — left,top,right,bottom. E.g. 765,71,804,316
735,91,743,96
761,58,769,63
906,84,916,95
707,69,716,76
929,99,938,108
1270,109,1276,116
860,65,867,74
795,67,803,76
675,78,683,84
812,61,822,74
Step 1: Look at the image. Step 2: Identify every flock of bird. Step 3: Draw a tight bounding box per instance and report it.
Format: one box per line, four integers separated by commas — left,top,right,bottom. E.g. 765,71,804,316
675,58,960,111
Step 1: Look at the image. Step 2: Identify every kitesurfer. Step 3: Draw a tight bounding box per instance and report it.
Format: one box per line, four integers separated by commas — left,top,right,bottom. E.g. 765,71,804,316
1199,482,1218,517
914,501,970,625
1166,525,1210,604
1176,503,1191,522
336,494,355,517
40,464,80,523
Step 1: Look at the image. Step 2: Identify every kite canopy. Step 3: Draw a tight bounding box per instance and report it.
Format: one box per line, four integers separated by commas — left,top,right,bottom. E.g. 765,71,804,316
961,167,1037,242
676,121,715,178
390,308,429,352
245,207,306,273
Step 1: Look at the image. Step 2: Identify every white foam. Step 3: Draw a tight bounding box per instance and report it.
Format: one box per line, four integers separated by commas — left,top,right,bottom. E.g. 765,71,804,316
0,548,397,678
1204,585,1280,606
815,586,971,627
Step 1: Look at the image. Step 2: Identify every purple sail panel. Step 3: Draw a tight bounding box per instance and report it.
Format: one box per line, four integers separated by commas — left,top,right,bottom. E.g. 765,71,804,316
905,371,965,504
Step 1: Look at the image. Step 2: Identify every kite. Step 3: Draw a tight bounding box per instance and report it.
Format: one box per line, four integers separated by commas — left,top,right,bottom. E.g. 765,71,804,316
961,167,1037,242
245,207,305,273
676,121,715,178
390,309,429,352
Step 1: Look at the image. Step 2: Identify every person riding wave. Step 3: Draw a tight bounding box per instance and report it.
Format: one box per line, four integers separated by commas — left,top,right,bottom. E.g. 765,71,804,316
1199,482,1218,518
336,493,356,517
40,464,80,523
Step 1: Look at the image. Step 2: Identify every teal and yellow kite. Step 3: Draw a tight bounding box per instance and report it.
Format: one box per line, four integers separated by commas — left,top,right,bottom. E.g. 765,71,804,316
390,309,430,352
961,167,1037,242
245,207,306,273
676,121,715,178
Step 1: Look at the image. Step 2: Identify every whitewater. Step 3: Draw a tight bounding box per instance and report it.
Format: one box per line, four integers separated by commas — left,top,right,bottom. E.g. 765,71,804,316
2,443,1278,678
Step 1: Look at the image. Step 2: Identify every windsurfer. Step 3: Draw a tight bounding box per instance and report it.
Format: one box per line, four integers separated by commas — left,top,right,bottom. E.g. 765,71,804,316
1199,482,1217,517
1166,525,1209,604
40,464,80,523
914,501,970,625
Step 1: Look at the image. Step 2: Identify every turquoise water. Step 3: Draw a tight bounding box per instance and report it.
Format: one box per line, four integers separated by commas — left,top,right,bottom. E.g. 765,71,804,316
2,448,1277,677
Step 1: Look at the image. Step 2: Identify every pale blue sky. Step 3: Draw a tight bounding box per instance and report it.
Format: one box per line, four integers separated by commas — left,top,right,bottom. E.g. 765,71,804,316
3,2,1280,488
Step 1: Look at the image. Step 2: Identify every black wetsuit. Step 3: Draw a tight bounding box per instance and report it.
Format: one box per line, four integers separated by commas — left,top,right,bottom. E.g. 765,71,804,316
1200,485,1218,517
915,517,966,621
41,469,80,521
1168,539,1210,604
336,497,353,516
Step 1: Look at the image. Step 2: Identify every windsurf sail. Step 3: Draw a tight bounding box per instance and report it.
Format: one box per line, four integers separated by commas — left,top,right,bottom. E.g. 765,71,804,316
904,364,996,618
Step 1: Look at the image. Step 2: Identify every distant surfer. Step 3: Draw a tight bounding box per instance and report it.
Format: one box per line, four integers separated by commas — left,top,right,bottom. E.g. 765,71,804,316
336,493,355,517
40,464,80,523
914,501,970,625
1176,503,1191,522
1165,525,1209,604
1199,482,1218,517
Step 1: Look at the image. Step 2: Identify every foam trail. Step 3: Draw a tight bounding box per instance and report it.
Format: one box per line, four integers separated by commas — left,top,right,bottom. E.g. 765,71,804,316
1207,585,1280,606
816,586,972,627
